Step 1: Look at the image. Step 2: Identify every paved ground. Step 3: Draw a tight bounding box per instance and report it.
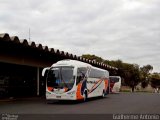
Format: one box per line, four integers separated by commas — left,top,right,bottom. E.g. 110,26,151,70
0,93,160,114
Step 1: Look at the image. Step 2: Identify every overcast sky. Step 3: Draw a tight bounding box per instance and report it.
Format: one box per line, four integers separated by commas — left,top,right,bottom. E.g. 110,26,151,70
0,0,160,72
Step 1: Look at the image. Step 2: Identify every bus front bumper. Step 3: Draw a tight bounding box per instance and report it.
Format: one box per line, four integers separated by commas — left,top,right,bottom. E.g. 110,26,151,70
46,92,77,100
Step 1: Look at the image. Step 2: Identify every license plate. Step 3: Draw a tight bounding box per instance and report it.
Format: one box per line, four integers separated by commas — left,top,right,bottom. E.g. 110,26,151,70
56,96,61,98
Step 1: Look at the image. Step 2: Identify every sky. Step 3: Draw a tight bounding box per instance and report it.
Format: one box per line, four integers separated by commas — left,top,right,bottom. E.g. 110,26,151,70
0,0,160,72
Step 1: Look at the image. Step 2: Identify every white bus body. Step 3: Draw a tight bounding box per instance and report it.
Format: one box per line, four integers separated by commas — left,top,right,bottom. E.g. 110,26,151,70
109,76,121,93
42,60,110,101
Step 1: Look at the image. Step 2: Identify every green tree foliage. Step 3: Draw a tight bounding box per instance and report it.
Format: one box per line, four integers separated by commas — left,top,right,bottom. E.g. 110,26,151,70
104,59,123,68
82,54,103,63
150,73,160,88
140,65,153,88
104,60,125,83
82,54,158,91
121,64,140,92
104,59,141,91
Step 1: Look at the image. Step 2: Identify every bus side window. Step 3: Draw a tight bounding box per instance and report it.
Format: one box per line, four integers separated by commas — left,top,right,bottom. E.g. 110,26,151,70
76,68,86,85
76,73,85,85
76,76,81,85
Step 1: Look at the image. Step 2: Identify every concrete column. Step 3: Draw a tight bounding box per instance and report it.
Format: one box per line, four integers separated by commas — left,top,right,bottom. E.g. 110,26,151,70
37,67,40,96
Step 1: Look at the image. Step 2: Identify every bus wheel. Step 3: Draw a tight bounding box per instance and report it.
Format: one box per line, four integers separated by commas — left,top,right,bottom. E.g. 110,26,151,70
106,87,110,94
83,91,88,102
102,90,105,98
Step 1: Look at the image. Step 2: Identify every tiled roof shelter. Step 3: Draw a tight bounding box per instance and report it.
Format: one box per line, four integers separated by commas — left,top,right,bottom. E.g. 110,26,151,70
0,33,118,70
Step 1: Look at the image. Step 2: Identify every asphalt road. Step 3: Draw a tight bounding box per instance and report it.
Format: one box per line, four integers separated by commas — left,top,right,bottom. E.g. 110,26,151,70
0,93,160,114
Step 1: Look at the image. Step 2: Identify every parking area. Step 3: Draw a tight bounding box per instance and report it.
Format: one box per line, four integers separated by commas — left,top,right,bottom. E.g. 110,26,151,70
0,93,160,114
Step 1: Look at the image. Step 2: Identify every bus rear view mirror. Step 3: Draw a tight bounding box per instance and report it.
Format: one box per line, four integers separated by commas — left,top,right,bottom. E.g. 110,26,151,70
42,67,50,76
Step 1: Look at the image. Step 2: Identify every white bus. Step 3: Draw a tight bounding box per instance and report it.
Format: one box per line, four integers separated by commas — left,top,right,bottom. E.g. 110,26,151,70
42,59,110,102
109,76,121,93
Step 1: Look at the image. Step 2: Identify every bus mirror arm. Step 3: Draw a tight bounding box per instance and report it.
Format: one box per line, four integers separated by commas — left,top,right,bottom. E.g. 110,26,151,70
42,67,50,76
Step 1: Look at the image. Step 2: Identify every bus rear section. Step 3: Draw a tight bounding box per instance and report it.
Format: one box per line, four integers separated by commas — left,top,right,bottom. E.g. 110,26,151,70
42,60,110,102
109,76,121,93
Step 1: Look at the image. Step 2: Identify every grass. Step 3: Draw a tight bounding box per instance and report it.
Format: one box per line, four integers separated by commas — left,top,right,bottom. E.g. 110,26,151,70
120,86,154,93
120,89,131,92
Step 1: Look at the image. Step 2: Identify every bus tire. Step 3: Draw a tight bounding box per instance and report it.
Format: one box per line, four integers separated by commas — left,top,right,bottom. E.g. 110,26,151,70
83,91,88,102
106,86,110,95
102,90,105,98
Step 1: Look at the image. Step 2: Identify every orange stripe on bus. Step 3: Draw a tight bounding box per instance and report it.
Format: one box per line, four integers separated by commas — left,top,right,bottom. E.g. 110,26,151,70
76,83,84,100
88,79,102,94
104,79,108,91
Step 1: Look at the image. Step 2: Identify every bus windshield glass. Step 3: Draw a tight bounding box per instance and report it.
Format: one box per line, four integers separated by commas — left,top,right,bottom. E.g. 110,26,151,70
109,77,119,83
47,66,75,90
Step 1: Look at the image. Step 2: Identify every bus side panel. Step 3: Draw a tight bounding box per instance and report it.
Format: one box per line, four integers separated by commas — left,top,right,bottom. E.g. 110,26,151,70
87,78,104,98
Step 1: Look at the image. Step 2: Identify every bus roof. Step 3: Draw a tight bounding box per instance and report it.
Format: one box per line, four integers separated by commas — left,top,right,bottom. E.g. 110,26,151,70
52,59,91,68
51,59,108,72
109,76,121,79
109,76,121,77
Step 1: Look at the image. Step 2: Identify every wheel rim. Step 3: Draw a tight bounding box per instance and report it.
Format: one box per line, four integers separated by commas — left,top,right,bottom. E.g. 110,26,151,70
83,91,87,101
83,94,86,101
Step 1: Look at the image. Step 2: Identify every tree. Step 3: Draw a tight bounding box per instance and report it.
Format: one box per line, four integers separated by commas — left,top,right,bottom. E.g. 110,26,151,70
150,73,160,89
140,65,153,88
104,59,123,68
106,60,141,89
104,59,123,77
81,54,156,92
82,54,103,63
123,64,141,92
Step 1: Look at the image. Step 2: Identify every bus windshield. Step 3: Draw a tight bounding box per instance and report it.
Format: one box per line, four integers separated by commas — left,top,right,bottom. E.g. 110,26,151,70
110,77,119,83
47,66,75,90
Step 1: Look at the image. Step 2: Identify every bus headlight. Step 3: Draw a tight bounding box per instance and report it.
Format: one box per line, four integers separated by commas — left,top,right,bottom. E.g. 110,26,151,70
67,91,75,95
